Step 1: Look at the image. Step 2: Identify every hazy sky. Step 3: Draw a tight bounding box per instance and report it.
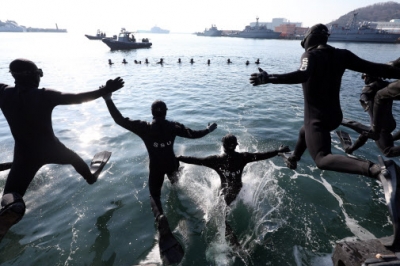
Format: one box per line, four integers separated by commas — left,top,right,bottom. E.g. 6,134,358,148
1,0,398,34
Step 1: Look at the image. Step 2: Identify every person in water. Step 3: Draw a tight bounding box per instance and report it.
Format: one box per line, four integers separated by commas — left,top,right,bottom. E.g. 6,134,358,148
249,23,400,179
101,95,217,253
341,72,400,157
0,58,124,242
177,134,289,245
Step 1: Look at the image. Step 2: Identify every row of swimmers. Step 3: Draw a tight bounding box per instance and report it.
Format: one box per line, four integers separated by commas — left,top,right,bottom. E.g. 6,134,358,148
109,58,261,65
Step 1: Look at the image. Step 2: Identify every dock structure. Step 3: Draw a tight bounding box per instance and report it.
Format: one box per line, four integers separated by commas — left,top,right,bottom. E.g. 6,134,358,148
332,236,400,266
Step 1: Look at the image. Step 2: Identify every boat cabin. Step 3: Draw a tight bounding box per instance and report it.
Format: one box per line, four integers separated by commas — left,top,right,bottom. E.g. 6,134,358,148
118,28,136,42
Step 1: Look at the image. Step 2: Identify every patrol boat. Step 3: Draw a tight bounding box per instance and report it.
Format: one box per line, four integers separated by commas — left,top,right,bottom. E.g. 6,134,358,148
102,28,152,50
328,12,400,43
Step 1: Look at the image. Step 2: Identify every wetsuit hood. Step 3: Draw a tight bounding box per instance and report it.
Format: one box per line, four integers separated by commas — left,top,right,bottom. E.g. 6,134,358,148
301,24,329,51
9,58,42,89
222,134,238,152
151,100,168,118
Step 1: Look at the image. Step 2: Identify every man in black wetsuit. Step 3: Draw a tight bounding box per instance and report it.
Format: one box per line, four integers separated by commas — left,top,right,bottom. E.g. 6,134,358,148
249,24,400,179
0,58,124,242
341,73,400,157
102,93,217,258
177,134,289,245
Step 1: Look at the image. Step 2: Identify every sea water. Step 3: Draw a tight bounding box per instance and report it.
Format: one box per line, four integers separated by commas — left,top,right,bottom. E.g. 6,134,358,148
0,32,400,266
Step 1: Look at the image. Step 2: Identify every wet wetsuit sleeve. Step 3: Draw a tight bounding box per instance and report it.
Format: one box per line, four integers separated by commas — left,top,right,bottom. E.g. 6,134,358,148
344,50,400,79
0,162,12,171
242,151,278,164
174,122,210,139
178,155,216,168
104,98,147,133
268,53,313,84
47,87,108,105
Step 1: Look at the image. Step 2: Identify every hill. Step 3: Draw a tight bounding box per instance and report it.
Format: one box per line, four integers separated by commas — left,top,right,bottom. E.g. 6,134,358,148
328,1,400,26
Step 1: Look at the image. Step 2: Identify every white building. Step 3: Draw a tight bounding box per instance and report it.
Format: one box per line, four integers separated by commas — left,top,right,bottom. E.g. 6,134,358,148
249,18,302,30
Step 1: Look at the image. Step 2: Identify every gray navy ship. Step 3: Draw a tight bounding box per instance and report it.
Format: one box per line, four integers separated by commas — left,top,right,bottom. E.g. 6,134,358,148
328,12,400,43
196,24,222,37
227,17,281,39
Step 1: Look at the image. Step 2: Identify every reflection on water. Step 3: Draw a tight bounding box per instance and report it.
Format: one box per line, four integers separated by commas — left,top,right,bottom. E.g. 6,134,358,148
89,200,123,266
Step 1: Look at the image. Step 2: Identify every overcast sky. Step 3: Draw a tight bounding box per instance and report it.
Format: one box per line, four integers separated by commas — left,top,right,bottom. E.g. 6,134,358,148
1,0,397,34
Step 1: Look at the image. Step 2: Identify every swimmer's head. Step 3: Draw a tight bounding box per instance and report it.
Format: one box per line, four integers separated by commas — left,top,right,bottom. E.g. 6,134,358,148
9,58,42,88
151,100,168,118
301,24,330,51
222,134,238,152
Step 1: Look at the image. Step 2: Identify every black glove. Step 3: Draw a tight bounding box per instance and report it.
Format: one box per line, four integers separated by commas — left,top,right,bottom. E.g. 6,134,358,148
277,145,290,153
207,123,217,133
250,67,269,86
100,77,125,93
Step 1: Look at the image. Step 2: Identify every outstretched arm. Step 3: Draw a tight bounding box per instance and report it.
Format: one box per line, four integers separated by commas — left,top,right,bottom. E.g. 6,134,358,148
177,155,214,168
102,93,141,131
0,162,12,171
55,77,124,105
244,145,290,163
250,67,309,86
175,122,217,139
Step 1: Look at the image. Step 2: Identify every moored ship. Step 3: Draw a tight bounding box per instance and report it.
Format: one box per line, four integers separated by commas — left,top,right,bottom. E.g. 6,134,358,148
196,24,222,37
227,17,281,39
137,26,170,34
0,20,26,32
328,12,400,43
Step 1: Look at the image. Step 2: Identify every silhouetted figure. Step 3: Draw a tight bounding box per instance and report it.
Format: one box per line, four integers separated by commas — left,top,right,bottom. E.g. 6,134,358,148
227,59,232,64
178,58,181,64
255,59,260,64
108,59,114,66
207,59,210,65
0,58,124,242
190,58,194,64
145,58,149,64
122,59,128,64
102,95,217,261
246,60,250,66
156,58,164,64
178,134,289,246
134,60,138,64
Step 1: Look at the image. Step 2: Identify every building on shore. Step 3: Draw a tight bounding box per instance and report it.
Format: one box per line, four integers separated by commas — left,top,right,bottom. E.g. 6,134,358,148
274,24,309,39
372,19,400,33
249,18,302,31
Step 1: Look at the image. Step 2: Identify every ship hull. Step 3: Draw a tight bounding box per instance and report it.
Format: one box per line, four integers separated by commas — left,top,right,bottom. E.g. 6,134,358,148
229,31,281,39
102,39,152,50
328,33,400,43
